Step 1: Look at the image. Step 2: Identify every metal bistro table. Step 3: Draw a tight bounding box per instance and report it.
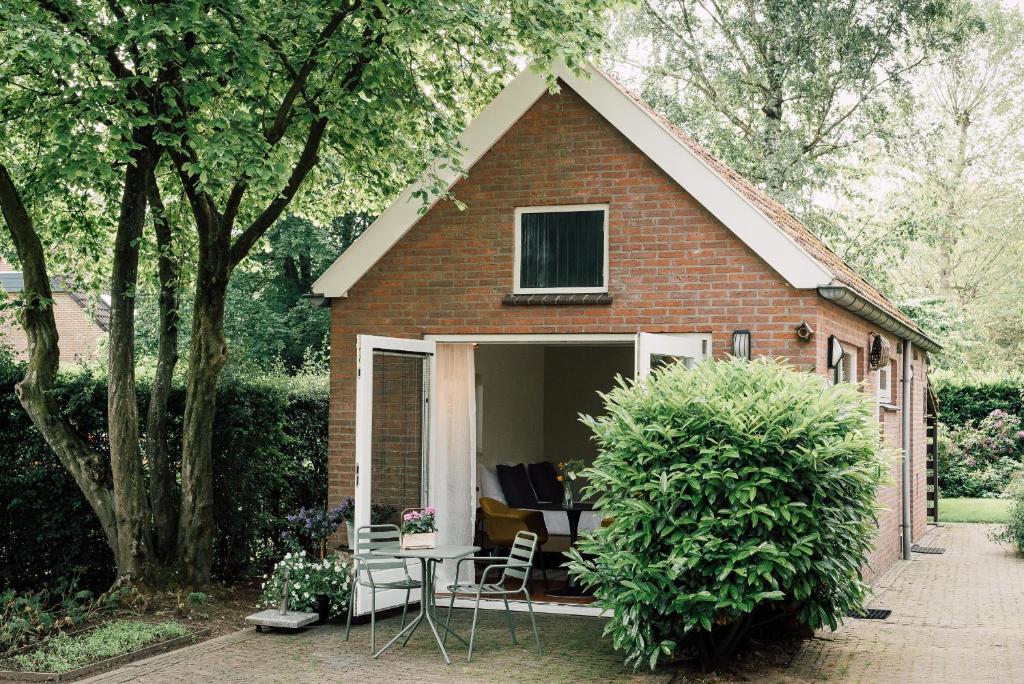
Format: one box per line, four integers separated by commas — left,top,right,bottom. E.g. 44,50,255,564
370,544,479,664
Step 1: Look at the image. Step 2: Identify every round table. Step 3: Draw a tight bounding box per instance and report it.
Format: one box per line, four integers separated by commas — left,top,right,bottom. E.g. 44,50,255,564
369,544,479,664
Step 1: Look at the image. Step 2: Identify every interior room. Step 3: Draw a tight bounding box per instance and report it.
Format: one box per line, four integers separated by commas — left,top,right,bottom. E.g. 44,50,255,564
473,342,634,602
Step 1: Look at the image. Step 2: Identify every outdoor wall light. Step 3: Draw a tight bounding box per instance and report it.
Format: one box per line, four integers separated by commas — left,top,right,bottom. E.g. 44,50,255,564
827,335,845,369
732,330,752,360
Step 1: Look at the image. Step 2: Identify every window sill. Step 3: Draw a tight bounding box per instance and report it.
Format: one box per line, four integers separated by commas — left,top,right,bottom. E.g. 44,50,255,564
502,293,613,306
879,403,899,412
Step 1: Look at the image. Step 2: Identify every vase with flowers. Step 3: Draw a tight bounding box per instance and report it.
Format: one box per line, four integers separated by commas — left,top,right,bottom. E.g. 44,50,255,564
400,506,438,549
557,459,586,508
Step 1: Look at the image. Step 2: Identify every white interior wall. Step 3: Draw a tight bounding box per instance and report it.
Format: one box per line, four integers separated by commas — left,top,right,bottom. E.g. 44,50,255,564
474,344,545,466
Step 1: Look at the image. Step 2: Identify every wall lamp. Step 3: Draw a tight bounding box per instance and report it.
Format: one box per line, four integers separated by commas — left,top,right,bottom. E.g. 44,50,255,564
732,330,752,360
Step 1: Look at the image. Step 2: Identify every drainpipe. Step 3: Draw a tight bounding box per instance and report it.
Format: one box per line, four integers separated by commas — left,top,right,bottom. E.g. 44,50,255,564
901,339,913,561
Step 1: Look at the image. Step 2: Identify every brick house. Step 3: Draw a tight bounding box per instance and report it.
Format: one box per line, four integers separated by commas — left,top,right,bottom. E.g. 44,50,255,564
0,257,109,363
313,62,940,617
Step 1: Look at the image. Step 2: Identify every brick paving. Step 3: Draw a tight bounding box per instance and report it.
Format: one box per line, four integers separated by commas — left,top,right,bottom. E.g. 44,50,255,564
83,524,1023,683
788,523,1024,682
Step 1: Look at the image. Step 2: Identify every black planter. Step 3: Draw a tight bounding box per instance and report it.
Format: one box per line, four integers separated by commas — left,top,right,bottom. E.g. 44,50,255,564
316,594,331,623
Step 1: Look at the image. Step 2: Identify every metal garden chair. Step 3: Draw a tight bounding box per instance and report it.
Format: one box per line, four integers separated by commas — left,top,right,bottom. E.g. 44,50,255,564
442,530,543,662
344,524,421,654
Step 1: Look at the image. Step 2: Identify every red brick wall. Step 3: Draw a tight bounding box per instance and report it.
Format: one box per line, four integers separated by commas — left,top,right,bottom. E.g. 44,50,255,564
816,301,930,580
0,292,105,364
328,82,929,576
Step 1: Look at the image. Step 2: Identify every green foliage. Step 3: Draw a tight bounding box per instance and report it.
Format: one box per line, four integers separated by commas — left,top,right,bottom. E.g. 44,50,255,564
134,213,367,373
0,579,97,652
566,358,890,672
258,551,351,617
0,365,329,590
938,410,1024,498
613,0,963,201
934,380,1024,426
10,621,189,674
991,476,1024,551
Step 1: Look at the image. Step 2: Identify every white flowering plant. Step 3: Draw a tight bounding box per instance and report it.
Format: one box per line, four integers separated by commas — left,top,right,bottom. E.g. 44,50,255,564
258,551,352,616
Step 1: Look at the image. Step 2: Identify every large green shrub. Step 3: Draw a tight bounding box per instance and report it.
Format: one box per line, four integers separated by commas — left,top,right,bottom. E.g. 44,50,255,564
0,365,328,591
937,410,1024,498
934,380,1024,426
567,358,890,672
991,475,1024,552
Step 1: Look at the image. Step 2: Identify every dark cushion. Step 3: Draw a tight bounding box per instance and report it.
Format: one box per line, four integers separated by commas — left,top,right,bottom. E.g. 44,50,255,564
528,461,563,504
496,464,539,508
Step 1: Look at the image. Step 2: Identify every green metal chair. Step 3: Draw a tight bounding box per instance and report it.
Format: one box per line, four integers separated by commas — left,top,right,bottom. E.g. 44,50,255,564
344,524,421,654
443,530,543,662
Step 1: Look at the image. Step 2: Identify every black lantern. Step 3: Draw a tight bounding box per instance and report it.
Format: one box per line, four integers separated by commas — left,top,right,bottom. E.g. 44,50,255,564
732,330,752,360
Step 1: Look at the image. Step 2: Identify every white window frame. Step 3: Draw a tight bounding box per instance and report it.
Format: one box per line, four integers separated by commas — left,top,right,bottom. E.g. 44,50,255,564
832,345,858,385
877,363,892,404
512,204,610,294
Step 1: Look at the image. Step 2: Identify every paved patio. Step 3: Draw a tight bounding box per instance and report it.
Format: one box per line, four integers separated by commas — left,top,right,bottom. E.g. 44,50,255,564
83,524,1023,683
789,523,1024,681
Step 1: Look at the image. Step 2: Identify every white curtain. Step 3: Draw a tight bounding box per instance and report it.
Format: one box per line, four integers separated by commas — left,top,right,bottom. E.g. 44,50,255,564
430,343,476,586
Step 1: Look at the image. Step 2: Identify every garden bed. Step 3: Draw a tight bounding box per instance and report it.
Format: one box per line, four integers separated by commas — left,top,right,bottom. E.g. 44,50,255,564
0,621,209,682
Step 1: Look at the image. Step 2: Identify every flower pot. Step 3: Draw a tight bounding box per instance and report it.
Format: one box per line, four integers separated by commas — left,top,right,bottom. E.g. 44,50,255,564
315,593,331,623
345,521,355,550
401,531,436,549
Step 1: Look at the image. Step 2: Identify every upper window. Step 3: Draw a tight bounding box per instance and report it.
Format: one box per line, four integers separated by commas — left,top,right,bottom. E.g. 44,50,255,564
514,205,609,293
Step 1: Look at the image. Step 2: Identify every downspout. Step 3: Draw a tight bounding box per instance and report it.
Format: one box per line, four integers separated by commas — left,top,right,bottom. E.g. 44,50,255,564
901,339,913,561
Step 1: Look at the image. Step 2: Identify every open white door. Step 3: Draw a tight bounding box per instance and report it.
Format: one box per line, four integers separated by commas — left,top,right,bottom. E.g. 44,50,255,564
353,334,436,616
635,332,711,378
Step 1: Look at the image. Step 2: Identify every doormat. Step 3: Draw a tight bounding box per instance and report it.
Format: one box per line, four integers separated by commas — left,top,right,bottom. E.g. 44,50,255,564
846,608,892,620
911,545,946,555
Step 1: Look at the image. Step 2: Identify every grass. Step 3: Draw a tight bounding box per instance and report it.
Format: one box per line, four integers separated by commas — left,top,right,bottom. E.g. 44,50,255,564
10,620,190,674
941,497,1012,523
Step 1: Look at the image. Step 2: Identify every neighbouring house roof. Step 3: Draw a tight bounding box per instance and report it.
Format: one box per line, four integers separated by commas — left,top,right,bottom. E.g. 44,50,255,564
0,270,111,332
312,61,940,352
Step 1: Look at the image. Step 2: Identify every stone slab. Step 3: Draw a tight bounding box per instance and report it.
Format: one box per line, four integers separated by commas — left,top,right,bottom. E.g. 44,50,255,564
245,610,318,630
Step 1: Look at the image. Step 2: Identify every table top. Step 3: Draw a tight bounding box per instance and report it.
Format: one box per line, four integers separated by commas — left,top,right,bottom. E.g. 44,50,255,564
533,502,594,512
370,544,480,560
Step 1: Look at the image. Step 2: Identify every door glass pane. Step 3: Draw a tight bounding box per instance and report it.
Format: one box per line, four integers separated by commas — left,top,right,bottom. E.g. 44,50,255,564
371,351,429,523
650,354,694,372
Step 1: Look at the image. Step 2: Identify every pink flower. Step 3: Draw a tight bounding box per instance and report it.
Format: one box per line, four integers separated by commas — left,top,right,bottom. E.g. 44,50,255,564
425,506,437,515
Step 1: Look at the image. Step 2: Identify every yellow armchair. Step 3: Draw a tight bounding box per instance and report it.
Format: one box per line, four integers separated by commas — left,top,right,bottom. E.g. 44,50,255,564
479,497,549,547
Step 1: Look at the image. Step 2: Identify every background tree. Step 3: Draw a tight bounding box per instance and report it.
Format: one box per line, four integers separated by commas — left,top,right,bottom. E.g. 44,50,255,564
883,1,1024,375
611,0,965,206
0,0,619,586
135,213,369,372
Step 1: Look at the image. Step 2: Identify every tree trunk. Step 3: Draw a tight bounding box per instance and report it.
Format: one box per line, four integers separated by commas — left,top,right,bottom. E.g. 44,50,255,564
107,140,156,580
145,171,181,562
938,113,971,301
0,164,120,552
177,225,231,585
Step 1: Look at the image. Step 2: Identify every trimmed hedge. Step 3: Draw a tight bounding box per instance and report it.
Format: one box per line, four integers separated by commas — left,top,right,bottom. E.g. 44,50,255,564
934,381,1024,425
0,365,328,591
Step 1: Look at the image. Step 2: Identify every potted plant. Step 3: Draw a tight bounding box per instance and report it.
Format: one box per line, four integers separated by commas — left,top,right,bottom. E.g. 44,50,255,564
400,507,437,549
282,504,346,559
259,551,352,623
337,498,398,548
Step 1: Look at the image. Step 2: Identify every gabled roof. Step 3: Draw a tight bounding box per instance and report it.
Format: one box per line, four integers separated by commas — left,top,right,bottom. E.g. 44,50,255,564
313,61,939,351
